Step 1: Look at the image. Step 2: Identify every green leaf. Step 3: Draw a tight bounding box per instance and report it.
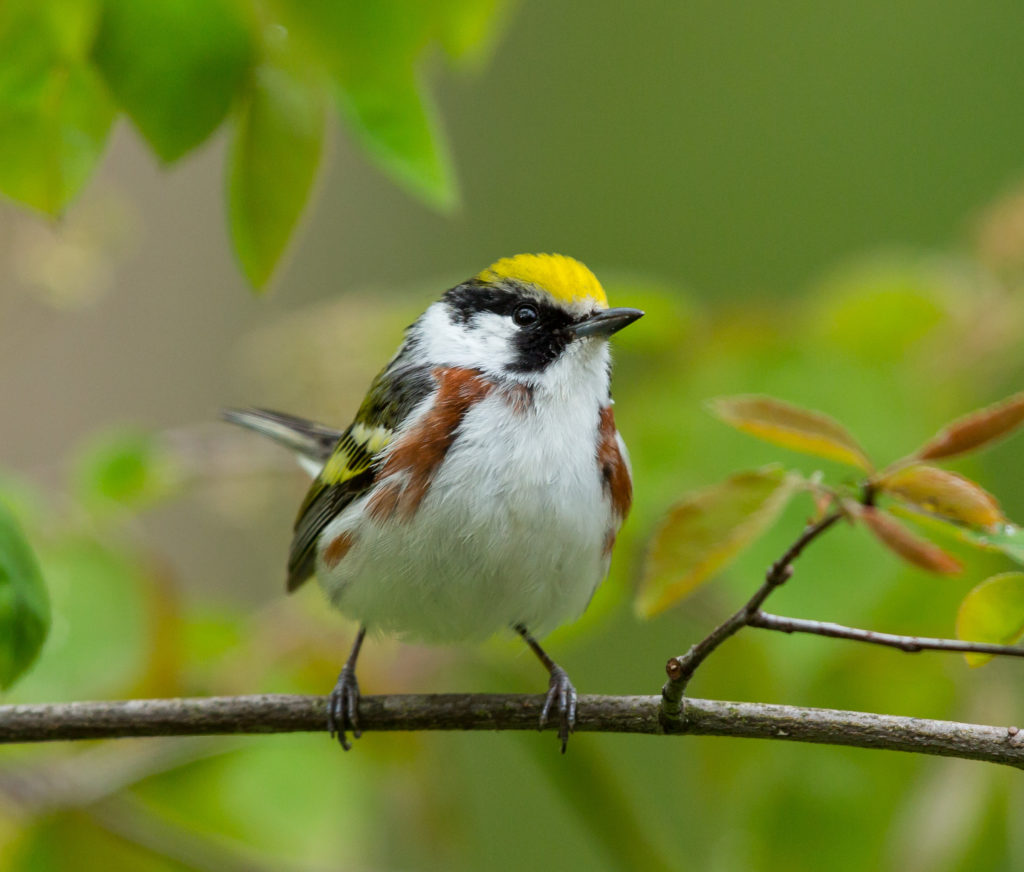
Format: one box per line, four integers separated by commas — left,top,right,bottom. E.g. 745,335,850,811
956,573,1024,666
637,466,798,618
969,524,1024,565
0,5,114,214
267,0,431,83
0,0,101,61
270,0,458,209
74,429,178,513
888,505,1024,567
336,69,457,211
11,538,150,701
809,257,952,363
710,395,874,471
0,499,50,690
435,0,510,68
229,62,326,289
92,0,253,162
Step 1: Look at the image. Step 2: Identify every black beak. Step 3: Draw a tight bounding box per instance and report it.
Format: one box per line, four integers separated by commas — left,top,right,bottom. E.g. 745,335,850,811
570,307,645,339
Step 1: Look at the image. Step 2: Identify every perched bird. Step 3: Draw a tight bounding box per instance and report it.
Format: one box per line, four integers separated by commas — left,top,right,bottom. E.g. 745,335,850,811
225,254,641,751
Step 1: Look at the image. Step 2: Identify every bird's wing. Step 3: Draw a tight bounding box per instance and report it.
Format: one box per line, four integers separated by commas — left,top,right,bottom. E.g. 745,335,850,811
286,361,436,592
222,408,343,474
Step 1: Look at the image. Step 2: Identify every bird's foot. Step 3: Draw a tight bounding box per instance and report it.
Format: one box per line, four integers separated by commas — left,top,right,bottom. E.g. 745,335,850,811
539,665,578,753
326,666,361,751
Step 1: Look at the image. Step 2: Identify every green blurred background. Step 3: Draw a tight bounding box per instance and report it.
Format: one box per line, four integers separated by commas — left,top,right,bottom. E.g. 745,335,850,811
2,1,1024,869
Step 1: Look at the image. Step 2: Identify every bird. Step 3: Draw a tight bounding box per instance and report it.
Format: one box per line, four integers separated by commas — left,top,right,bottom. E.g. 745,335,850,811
224,254,642,752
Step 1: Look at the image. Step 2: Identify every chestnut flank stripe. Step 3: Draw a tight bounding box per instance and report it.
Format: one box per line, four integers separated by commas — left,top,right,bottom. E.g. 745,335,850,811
371,367,495,521
597,406,632,520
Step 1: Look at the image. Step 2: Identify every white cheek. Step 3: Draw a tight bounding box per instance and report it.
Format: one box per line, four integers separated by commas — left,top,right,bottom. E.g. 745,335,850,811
416,304,515,373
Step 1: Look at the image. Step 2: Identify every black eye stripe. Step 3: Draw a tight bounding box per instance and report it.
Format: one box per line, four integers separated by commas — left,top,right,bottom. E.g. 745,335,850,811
442,281,578,372
444,284,517,323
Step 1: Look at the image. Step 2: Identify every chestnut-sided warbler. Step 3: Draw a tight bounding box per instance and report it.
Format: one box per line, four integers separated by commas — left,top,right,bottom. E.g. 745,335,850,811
226,254,642,751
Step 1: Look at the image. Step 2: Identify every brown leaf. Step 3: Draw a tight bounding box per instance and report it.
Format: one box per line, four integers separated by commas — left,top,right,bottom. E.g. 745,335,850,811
915,392,1024,461
710,395,873,471
860,507,963,575
877,464,1004,530
637,467,799,618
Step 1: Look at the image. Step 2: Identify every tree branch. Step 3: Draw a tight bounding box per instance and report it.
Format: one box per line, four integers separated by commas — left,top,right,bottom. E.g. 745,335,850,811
749,611,1024,658
0,693,1022,769
660,511,843,723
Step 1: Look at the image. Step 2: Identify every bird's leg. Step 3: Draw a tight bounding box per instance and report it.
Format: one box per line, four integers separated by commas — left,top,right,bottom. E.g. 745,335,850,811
514,623,577,753
327,625,367,750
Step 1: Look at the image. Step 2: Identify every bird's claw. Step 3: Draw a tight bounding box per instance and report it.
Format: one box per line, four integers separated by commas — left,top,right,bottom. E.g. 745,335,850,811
539,665,577,753
326,666,361,751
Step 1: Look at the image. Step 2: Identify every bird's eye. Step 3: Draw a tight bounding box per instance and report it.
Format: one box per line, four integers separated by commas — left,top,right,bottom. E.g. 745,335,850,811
512,304,539,327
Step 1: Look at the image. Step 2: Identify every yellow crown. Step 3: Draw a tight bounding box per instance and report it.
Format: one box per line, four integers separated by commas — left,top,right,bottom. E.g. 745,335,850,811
476,254,608,308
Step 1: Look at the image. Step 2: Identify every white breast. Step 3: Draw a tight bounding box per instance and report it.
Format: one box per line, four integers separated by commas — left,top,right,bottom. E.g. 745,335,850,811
316,351,619,643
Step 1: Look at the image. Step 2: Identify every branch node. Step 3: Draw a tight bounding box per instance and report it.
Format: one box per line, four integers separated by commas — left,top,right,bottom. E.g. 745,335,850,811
658,512,844,702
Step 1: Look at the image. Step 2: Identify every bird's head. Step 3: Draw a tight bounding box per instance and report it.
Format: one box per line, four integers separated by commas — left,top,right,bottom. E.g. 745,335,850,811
412,254,643,386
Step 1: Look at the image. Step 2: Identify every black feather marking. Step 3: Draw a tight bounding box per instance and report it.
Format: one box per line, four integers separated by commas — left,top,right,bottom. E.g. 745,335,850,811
287,468,375,591
443,282,577,372
285,354,435,592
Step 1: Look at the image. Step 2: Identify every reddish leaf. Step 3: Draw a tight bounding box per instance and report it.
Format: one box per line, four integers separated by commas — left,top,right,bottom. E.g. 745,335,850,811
637,466,798,618
956,573,1024,666
710,395,873,471
860,507,962,575
877,464,1004,530
914,392,1024,461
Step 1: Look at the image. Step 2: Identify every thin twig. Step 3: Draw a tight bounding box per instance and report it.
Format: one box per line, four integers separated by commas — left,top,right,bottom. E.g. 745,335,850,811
749,611,1024,658
660,512,843,724
0,694,1022,769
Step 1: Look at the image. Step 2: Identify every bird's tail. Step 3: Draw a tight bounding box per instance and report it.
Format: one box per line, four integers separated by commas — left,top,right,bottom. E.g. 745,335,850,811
222,408,342,475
